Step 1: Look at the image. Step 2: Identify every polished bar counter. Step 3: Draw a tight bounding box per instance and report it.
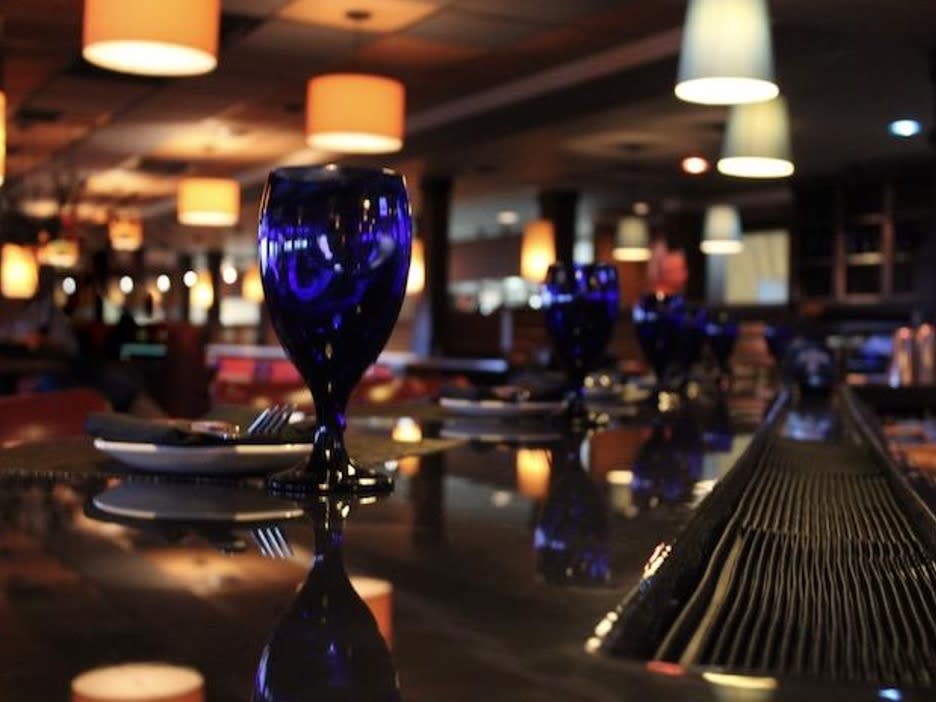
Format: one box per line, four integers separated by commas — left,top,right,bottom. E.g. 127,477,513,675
2,392,935,701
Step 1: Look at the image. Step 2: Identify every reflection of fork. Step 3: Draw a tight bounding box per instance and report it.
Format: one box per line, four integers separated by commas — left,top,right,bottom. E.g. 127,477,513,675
251,525,294,559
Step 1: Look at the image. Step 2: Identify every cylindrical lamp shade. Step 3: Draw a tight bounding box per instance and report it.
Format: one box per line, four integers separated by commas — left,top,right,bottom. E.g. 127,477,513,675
83,0,219,76
109,217,144,252
516,449,550,501
191,271,214,310
675,0,778,105
701,205,743,254
613,217,651,261
350,576,394,646
242,263,264,303
718,96,794,178
520,219,556,282
38,239,80,268
71,663,204,702
306,73,405,154
2,244,39,299
177,178,240,226
406,238,425,295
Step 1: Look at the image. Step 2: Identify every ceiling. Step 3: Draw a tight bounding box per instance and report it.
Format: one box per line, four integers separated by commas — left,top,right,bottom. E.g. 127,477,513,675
1,0,934,250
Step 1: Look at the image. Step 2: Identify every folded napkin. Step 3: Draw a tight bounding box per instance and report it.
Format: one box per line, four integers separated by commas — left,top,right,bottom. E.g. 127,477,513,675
440,373,567,403
86,405,313,446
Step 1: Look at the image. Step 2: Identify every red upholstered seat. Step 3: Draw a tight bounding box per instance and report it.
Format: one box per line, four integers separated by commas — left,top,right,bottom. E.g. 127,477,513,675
0,388,110,448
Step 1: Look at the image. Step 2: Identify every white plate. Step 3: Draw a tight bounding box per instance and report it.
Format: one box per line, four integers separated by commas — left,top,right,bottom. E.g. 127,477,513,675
93,438,311,475
439,397,565,417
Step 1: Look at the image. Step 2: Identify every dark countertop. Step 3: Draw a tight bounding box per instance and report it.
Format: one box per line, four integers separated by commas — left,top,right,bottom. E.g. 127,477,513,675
2,396,923,701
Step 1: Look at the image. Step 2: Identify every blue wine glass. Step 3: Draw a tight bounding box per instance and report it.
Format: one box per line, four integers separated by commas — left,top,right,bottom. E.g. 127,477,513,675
705,312,739,375
632,292,686,392
542,263,619,414
258,166,411,495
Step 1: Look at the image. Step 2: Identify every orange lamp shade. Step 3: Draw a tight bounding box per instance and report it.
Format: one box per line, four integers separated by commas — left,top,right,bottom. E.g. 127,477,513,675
516,448,551,501
191,271,214,310
350,576,394,646
71,662,204,702
242,263,264,303
177,177,240,227
1,244,39,299
306,73,405,154
109,217,144,252
83,0,219,76
406,238,425,295
37,238,80,268
520,219,555,282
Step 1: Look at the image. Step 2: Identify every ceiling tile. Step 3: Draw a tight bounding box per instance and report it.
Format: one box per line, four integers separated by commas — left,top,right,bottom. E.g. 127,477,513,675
449,0,632,24
230,19,351,77
279,0,440,33
405,8,542,49
222,0,290,17
358,35,482,70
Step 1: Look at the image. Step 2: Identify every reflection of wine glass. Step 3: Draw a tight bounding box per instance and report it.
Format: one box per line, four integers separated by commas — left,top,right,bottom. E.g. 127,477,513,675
254,497,400,702
259,166,412,495
633,292,686,392
542,263,619,412
534,434,610,587
705,312,739,377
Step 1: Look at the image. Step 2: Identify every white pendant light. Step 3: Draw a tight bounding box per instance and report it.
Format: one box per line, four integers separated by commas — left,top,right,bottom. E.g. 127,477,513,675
700,205,743,254
177,177,240,226
675,0,779,105
520,219,556,282
82,0,219,77
1,244,39,299
718,96,794,178
613,217,651,262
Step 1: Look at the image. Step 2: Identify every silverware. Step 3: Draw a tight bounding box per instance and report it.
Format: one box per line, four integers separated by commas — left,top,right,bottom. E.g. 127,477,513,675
182,403,297,440
251,524,293,558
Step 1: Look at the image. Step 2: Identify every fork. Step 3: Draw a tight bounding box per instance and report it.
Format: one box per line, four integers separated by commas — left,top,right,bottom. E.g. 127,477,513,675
244,403,296,437
251,524,294,558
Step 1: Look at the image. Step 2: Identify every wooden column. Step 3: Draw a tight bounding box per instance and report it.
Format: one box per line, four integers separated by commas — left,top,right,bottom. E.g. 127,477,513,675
178,253,192,322
663,208,706,302
420,175,453,356
206,249,222,331
537,188,578,266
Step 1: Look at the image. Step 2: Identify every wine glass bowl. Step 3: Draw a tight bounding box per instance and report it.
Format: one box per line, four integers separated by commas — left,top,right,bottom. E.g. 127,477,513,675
542,263,620,412
258,165,411,495
632,292,687,392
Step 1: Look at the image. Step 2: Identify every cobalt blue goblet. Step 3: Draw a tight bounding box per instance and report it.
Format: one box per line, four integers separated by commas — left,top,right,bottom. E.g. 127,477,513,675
632,292,686,391
542,263,620,414
258,165,411,495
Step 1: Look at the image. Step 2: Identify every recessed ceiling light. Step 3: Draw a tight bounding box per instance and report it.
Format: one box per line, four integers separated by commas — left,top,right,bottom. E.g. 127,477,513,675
119,275,134,294
889,119,921,138
681,156,710,174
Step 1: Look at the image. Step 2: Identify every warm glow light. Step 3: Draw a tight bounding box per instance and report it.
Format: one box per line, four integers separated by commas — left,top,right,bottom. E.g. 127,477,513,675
191,271,214,310
406,238,425,295
350,576,394,646
177,177,240,226
632,201,651,216
156,274,171,293
242,264,264,303
521,219,555,282
701,205,744,255
183,270,198,288
82,0,219,77
391,417,423,443
675,0,778,105
1,244,39,299
119,275,134,294
613,217,651,262
71,662,204,702
718,96,794,178
702,672,778,691
37,238,80,268
109,217,144,252
497,210,519,226
221,263,238,285
681,156,710,174
516,449,551,501
306,73,405,154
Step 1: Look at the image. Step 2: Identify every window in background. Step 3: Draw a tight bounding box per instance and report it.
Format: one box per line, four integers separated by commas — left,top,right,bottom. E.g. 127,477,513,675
706,228,789,305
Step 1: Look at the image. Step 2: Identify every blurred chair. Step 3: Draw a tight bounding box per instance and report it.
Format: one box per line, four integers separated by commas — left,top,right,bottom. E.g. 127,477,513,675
0,387,109,448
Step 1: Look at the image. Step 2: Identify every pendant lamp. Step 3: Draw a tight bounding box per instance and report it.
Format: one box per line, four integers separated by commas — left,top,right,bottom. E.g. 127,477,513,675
1,244,39,299
406,238,425,295
109,216,144,252
177,177,240,226
83,0,219,76
700,205,743,254
613,217,651,261
717,96,794,178
675,0,778,105
520,219,556,282
242,263,264,303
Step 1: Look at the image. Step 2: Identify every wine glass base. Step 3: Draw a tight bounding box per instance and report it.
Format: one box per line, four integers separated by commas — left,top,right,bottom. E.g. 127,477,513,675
267,463,394,497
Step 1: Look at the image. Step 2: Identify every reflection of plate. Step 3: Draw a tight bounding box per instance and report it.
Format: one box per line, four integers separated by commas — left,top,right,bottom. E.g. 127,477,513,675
439,397,565,417
93,438,310,475
440,420,561,444
92,483,305,524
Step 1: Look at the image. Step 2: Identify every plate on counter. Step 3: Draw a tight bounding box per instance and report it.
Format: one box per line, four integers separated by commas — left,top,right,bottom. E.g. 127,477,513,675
439,397,566,417
93,438,311,475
